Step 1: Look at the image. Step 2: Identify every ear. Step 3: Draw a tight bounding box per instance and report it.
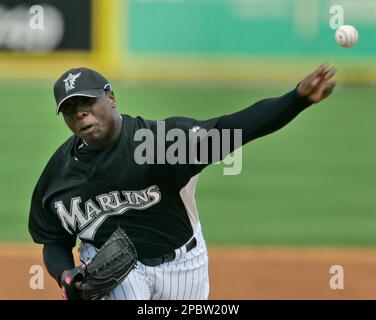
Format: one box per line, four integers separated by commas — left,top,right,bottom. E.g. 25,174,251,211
108,91,116,108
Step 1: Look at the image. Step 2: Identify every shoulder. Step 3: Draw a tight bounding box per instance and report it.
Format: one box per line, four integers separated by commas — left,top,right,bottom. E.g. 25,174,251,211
121,114,158,131
48,135,76,167
36,135,76,184
30,135,76,205
123,114,201,128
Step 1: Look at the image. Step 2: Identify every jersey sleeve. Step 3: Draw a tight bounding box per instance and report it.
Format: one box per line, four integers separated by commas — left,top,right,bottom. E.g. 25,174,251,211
28,181,76,247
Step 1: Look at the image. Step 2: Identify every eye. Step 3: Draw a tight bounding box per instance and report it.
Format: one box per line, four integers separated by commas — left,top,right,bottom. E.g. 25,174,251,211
62,105,75,116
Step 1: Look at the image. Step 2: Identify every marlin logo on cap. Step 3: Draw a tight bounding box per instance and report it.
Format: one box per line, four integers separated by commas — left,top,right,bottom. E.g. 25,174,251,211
63,72,82,94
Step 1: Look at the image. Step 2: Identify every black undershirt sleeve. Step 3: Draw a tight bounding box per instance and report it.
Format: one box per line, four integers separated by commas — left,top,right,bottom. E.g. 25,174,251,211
215,88,313,145
43,243,75,285
193,87,313,164
166,87,314,188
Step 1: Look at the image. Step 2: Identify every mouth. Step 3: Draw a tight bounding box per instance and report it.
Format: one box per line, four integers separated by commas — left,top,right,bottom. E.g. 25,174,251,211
79,124,95,134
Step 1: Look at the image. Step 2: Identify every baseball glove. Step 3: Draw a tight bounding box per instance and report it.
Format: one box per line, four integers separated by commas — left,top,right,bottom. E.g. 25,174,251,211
60,227,137,300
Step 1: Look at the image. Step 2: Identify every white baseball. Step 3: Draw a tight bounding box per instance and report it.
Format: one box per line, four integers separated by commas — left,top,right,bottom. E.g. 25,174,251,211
335,25,359,48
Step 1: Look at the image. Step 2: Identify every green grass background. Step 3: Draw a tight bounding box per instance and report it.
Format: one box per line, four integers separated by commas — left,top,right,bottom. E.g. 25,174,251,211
1,82,375,246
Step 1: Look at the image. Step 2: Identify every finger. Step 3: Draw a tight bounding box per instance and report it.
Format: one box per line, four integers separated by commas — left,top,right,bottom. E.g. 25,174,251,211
310,81,336,102
308,74,326,91
309,81,336,103
308,72,324,88
321,81,336,98
309,65,332,87
324,68,337,80
310,66,336,89
311,77,321,87
313,64,329,77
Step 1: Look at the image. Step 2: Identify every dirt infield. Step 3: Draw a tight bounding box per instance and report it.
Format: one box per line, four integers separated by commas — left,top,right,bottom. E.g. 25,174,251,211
1,244,375,300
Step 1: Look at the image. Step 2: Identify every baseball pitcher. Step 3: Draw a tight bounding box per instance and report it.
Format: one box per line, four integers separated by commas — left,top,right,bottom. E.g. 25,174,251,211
28,65,335,300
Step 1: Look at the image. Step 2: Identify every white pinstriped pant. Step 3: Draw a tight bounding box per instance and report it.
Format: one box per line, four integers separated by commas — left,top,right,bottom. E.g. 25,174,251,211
78,225,209,300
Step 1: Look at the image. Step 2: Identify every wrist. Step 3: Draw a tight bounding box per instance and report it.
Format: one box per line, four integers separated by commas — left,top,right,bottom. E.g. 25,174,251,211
294,84,314,108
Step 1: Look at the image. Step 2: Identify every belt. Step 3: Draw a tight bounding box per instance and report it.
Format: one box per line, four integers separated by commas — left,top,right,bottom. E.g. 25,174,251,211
140,237,197,267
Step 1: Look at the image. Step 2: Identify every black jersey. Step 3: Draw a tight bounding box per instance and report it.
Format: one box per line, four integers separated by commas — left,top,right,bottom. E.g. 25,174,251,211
29,114,220,259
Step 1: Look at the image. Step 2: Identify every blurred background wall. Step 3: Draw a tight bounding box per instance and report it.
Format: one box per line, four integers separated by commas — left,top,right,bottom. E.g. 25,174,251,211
0,0,375,84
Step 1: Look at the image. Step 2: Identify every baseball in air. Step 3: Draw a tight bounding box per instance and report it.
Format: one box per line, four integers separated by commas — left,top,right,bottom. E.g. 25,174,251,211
335,25,358,48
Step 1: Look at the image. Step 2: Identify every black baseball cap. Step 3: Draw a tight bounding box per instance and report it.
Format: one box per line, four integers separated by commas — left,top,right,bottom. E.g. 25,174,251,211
53,67,112,114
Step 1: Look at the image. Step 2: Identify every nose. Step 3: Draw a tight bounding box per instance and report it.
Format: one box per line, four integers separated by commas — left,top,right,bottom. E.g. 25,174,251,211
75,109,88,119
